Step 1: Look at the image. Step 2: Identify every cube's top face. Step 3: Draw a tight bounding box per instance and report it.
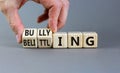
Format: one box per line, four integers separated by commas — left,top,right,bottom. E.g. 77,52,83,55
37,28,52,37
83,32,98,36
53,32,67,36
22,28,37,37
68,32,82,35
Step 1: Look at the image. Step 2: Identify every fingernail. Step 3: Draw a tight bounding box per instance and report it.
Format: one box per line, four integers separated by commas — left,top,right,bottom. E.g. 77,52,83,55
53,26,57,33
51,27,57,33
16,35,19,43
53,28,57,33
48,24,57,32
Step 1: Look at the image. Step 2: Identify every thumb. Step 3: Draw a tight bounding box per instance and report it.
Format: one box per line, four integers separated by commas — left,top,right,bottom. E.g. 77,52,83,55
3,7,24,44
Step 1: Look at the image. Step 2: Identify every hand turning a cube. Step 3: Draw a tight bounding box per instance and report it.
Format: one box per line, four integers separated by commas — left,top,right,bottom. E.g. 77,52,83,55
0,0,98,48
0,0,69,43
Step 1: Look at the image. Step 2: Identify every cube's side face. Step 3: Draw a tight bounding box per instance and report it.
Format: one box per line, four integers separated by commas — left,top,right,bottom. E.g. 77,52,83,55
22,28,37,48
68,32,83,48
37,28,52,48
83,32,98,48
53,33,67,48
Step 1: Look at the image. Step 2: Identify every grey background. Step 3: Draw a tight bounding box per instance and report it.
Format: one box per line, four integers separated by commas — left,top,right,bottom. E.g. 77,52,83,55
0,0,120,73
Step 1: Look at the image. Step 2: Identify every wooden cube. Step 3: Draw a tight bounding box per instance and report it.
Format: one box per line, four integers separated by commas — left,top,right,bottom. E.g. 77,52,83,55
53,32,67,48
68,32,83,48
37,28,52,48
22,28,37,48
83,32,98,48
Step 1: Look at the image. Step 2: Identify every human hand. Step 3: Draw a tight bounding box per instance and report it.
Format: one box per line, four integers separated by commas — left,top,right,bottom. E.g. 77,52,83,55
0,0,27,43
33,0,69,32
0,0,69,44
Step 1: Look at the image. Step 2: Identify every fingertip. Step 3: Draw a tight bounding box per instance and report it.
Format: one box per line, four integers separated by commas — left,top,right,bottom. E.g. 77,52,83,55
48,24,57,33
52,27,57,33
16,34,22,44
50,27,57,33
37,18,41,23
16,27,24,44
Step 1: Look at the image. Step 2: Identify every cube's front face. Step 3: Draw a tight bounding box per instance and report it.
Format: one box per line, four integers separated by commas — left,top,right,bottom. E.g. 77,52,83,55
68,32,83,48
38,37,52,48
83,32,98,48
22,28,98,49
37,28,52,48
22,28,37,48
53,32,67,48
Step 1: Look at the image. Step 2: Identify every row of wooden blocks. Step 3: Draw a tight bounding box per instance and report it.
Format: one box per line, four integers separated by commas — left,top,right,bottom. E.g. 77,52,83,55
22,28,98,48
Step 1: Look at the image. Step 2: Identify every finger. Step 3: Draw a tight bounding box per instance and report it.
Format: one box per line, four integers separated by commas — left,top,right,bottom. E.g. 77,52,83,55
48,4,62,32
37,9,48,23
18,0,27,9
5,8,24,44
57,1,69,30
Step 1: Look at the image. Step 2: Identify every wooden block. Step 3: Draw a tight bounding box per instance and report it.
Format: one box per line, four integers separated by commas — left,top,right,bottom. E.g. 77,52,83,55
37,28,52,48
53,32,67,48
22,28,37,48
83,32,98,48
68,32,83,48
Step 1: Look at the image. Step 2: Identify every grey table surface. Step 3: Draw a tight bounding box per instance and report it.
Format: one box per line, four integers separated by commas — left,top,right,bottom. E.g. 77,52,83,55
0,0,120,73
